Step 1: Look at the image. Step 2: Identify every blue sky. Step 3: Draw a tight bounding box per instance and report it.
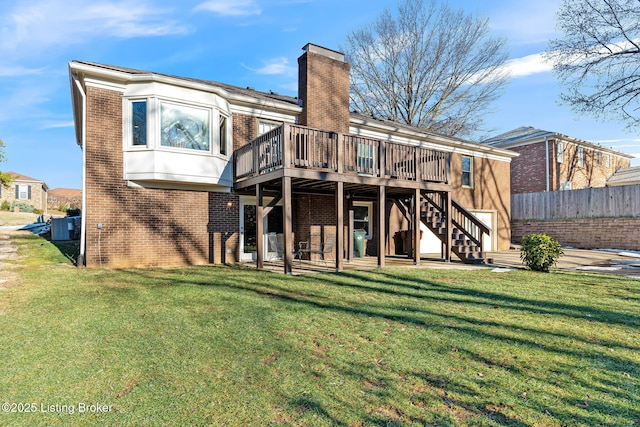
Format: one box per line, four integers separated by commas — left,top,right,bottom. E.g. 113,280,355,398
1,0,638,189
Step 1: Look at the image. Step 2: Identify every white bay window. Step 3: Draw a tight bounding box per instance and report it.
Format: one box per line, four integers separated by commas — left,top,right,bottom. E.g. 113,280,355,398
123,82,232,189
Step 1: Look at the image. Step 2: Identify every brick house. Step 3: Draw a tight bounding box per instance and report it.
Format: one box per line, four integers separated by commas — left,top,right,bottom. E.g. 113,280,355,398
48,188,82,211
0,172,48,212
483,126,633,194
69,43,517,270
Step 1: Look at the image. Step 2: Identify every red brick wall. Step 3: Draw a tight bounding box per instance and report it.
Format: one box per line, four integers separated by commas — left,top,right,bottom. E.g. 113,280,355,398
298,51,350,134
512,218,640,251
84,86,240,267
509,140,632,194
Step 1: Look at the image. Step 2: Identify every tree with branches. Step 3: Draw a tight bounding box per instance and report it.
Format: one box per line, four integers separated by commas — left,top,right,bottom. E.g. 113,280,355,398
0,139,12,188
545,0,640,129
343,0,510,139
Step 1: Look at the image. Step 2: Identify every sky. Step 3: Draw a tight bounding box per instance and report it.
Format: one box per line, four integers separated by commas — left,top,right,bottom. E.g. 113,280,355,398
0,0,638,190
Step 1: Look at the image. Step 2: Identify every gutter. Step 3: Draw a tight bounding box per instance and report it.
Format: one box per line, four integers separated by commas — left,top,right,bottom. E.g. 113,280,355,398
71,71,87,266
545,137,549,192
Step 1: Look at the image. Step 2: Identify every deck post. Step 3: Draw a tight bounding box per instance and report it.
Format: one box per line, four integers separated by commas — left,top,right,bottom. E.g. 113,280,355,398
408,196,414,260
347,203,354,262
336,181,344,272
283,177,293,274
414,188,421,265
378,185,386,267
256,184,264,269
445,191,452,262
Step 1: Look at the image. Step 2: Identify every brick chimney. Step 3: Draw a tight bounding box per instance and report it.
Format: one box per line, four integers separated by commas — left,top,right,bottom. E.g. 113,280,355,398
298,43,351,134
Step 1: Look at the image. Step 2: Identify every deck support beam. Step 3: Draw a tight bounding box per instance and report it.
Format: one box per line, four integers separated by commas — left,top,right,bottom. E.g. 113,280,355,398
256,184,264,269
336,182,344,272
414,188,421,266
378,185,386,267
282,177,293,274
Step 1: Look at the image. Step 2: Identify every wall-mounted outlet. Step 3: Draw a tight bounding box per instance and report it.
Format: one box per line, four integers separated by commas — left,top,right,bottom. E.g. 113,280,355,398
97,223,103,229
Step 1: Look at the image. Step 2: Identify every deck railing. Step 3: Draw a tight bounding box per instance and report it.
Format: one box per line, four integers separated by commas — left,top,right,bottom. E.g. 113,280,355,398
234,124,450,184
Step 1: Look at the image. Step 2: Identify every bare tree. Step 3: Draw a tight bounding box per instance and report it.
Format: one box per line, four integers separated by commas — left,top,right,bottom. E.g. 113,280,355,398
545,0,640,129
343,0,509,138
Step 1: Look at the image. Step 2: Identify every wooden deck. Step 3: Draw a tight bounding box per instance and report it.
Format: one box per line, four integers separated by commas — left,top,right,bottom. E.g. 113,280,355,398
233,123,455,274
234,124,451,194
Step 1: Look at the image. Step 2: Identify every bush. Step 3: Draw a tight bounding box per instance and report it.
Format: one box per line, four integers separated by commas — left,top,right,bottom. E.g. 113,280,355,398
33,208,44,215
520,233,564,272
0,200,9,211
11,201,34,213
66,208,81,217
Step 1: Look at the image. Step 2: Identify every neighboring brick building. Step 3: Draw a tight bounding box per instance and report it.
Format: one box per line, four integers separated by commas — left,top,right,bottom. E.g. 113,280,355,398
69,43,517,268
48,188,82,211
0,172,48,212
483,127,633,194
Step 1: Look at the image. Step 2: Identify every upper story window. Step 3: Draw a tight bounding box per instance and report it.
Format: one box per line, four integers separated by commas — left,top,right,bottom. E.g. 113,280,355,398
160,102,210,151
461,155,473,187
258,120,281,136
596,151,602,166
577,147,584,167
605,154,610,168
132,101,147,146
557,141,564,163
219,115,228,155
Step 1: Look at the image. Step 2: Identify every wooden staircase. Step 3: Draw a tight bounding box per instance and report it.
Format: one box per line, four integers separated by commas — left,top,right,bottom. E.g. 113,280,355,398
420,191,490,264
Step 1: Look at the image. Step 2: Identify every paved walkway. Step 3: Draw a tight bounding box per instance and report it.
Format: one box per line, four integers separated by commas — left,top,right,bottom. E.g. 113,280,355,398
250,247,640,278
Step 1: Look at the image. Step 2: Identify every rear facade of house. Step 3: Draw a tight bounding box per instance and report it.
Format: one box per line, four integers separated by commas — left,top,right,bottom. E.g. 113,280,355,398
69,44,516,270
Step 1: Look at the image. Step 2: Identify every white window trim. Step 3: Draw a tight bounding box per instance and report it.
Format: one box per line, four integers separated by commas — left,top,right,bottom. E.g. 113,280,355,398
557,142,564,163
577,147,584,167
353,201,373,240
461,155,473,188
123,95,231,161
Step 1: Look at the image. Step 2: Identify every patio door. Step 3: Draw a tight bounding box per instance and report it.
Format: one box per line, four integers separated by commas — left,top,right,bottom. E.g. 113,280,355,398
239,197,284,261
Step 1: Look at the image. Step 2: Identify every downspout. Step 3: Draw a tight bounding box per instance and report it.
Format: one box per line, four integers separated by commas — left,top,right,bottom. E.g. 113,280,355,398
72,73,87,266
545,137,549,192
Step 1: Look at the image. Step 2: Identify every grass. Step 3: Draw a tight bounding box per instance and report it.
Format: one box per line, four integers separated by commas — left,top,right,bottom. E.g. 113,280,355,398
0,211,41,226
0,232,639,426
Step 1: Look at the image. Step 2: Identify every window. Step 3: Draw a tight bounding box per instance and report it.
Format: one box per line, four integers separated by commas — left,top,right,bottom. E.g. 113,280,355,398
577,147,584,167
557,142,564,163
461,156,473,187
596,151,602,166
605,154,610,168
560,181,572,191
357,143,375,172
16,184,31,200
132,101,147,146
219,115,228,155
258,120,281,136
353,202,373,239
160,102,210,151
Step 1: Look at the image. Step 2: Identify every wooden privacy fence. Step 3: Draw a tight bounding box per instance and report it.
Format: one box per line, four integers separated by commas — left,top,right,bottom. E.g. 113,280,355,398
512,184,640,220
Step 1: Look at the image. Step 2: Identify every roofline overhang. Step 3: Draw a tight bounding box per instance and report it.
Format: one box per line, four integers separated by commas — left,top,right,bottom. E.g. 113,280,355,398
68,61,303,115
489,133,635,159
350,116,519,160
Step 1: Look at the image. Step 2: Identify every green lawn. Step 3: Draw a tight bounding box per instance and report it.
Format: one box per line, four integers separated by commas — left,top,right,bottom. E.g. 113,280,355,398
1,232,639,426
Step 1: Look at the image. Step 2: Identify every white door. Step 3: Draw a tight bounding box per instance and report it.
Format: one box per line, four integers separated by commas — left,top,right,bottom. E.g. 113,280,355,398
470,211,495,252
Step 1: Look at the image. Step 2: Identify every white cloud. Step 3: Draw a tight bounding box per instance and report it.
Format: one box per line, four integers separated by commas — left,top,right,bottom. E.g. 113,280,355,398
41,121,75,129
242,57,296,76
195,0,261,16
490,0,561,46
0,0,190,55
502,53,553,78
0,65,47,77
